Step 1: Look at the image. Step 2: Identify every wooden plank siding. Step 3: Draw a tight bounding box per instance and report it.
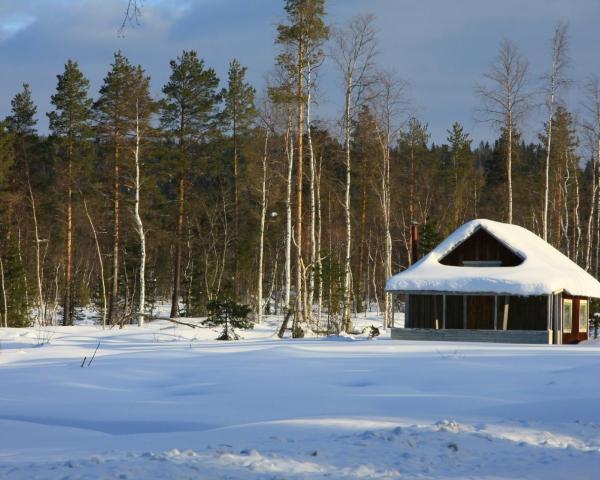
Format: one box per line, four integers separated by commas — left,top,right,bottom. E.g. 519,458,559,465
439,228,523,266
407,294,548,332
562,294,589,344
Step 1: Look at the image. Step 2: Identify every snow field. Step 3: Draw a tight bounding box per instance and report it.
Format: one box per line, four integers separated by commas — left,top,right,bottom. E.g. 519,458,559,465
0,315,600,479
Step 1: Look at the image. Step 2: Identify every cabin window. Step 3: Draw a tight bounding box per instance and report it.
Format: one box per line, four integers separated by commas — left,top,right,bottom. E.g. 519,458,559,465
462,260,502,267
579,300,589,333
563,299,573,333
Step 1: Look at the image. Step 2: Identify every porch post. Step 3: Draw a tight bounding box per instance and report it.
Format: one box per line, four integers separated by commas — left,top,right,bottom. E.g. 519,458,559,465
494,296,498,330
442,294,447,329
502,296,509,330
391,294,395,328
463,295,467,329
546,294,552,344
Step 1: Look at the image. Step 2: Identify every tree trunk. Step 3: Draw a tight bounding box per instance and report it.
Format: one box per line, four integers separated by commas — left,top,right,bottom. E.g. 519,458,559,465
108,142,120,325
257,131,269,325
133,100,146,326
507,113,513,224
83,196,107,328
171,174,184,317
0,255,7,327
342,84,353,333
25,156,44,325
64,139,73,325
293,39,305,334
278,116,294,338
306,67,316,326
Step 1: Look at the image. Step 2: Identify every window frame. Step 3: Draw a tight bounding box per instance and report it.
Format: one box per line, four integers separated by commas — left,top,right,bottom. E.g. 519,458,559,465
579,299,589,333
563,298,573,334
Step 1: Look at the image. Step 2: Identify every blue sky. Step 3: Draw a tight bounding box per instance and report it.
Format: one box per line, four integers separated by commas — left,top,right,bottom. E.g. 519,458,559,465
1,0,599,144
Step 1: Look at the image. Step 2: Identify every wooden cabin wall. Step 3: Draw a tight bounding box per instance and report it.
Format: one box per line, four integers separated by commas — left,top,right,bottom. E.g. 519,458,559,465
562,295,589,344
439,228,523,266
445,296,464,329
407,294,549,331
502,296,547,330
407,295,441,328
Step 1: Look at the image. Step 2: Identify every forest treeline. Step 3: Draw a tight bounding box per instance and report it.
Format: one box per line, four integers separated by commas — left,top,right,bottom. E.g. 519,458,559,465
1,1,599,335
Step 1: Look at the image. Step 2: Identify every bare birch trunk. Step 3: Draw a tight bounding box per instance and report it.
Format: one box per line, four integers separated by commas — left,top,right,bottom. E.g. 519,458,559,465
294,40,305,334
277,114,294,338
542,23,568,241
342,84,353,332
83,196,107,328
257,131,269,325
0,255,6,327
306,67,316,326
26,162,44,325
507,113,513,224
64,139,73,325
316,155,323,329
133,100,146,327
108,142,120,325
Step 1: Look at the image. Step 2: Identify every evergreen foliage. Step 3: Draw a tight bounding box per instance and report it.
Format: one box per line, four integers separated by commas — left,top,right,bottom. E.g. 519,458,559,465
202,299,253,340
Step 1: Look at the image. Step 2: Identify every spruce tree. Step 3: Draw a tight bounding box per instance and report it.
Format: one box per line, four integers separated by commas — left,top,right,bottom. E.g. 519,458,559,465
202,299,253,340
161,50,220,318
48,60,93,325
7,83,37,136
446,122,474,227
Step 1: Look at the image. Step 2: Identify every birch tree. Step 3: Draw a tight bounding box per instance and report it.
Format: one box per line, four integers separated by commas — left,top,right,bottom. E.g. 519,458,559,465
257,130,270,324
542,23,570,241
276,0,329,335
370,70,407,328
581,75,600,271
129,66,154,326
476,39,530,224
332,13,377,333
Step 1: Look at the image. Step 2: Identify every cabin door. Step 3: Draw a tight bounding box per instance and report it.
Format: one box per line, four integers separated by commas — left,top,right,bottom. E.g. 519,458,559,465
466,296,495,330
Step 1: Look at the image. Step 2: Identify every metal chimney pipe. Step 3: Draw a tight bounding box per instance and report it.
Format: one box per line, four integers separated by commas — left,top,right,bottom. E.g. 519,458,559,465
410,222,419,265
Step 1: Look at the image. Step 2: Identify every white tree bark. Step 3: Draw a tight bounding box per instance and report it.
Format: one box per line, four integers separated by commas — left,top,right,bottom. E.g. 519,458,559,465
332,14,377,333
83,196,107,328
315,155,323,329
132,99,146,327
542,23,569,241
26,167,45,325
257,131,269,325
476,38,530,224
306,66,316,326
0,255,6,328
285,119,294,314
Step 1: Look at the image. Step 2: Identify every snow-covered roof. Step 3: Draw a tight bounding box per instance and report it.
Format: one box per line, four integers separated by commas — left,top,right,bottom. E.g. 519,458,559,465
386,219,600,298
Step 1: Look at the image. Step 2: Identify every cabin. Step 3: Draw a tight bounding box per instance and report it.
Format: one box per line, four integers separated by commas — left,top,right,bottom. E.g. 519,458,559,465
385,219,600,344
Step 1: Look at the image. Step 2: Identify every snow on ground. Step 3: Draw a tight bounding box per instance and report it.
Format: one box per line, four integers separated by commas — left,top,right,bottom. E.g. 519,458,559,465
1,314,600,479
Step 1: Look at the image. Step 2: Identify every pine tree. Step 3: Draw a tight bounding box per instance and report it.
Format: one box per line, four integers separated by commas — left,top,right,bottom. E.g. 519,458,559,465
94,52,138,326
220,58,256,294
161,50,220,318
48,60,93,325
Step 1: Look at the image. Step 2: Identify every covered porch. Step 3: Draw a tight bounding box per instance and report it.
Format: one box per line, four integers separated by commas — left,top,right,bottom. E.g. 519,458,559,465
389,292,583,344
